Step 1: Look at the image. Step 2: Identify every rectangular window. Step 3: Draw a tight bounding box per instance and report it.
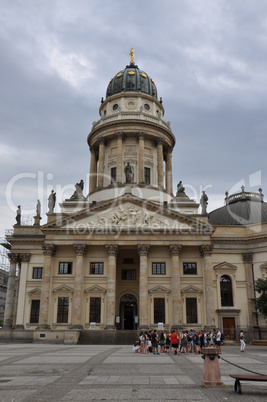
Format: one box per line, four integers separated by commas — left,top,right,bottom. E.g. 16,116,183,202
154,297,165,323
89,297,101,323
121,269,136,280
111,167,116,183
183,262,197,275
59,262,72,275
186,298,197,323
90,262,104,275
30,300,40,323
32,267,43,279
57,297,69,323
152,262,166,275
145,167,150,185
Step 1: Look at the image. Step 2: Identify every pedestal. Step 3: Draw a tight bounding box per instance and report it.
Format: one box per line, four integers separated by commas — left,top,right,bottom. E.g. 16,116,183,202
202,347,223,387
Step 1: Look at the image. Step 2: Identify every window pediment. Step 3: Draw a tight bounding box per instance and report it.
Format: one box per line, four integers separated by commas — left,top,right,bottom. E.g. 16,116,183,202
85,285,106,294
214,262,237,279
53,284,73,294
148,285,170,294
27,288,41,297
181,285,202,294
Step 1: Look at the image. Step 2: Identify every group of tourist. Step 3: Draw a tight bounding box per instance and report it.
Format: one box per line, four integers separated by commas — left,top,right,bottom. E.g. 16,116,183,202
134,328,223,355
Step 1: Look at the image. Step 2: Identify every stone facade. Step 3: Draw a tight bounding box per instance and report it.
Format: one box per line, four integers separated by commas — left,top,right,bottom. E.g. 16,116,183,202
1,55,267,342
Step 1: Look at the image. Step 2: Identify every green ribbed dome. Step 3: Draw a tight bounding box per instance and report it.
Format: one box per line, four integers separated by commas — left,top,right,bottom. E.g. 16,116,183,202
106,64,158,99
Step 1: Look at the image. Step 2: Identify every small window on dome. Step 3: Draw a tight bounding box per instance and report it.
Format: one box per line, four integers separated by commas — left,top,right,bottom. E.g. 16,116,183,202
113,104,119,111
144,104,150,111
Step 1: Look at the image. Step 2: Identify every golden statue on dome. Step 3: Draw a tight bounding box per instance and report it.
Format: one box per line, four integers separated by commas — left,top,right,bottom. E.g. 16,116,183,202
129,48,135,65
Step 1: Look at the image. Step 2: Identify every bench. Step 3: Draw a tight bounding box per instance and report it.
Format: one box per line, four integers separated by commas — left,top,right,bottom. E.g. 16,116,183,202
230,374,267,394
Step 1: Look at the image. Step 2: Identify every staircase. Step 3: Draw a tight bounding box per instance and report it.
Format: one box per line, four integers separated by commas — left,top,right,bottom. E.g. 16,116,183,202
78,330,138,345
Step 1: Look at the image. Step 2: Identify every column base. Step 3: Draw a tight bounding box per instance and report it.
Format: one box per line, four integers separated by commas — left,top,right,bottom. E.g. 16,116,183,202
15,325,25,330
2,323,12,330
70,325,83,330
36,324,51,330
171,324,183,331
104,325,115,330
138,325,149,331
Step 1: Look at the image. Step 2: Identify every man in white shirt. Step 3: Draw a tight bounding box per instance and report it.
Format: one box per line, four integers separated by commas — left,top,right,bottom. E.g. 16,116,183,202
215,328,221,352
240,331,246,352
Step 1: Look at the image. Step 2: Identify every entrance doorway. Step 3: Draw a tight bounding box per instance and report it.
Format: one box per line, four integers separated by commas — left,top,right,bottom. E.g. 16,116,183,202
223,317,236,341
120,294,137,330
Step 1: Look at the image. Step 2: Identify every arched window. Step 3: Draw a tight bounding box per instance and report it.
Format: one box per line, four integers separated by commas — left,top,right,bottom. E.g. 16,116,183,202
220,275,233,307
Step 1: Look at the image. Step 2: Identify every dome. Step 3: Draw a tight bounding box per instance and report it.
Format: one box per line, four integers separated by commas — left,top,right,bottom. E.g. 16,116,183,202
106,64,158,100
208,188,267,225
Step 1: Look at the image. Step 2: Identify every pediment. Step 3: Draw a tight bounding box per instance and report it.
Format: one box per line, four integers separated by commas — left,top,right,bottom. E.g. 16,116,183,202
149,285,170,293
214,262,237,272
27,287,41,295
181,285,202,294
43,196,212,235
53,284,73,293
85,285,106,293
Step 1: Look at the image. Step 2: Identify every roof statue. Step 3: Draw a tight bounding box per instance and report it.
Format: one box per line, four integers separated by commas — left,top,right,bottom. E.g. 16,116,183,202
36,199,41,217
129,48,135,65
48,190,56,214
15,205,21,225
75,179,84,194
200,191,208,215
176,181,185,196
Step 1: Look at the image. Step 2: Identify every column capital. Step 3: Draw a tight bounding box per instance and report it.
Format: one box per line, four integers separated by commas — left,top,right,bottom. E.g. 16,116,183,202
74,244,87,256
42,244,56,256
155,136,164,146
8,253,19,263
166,146,173,154
137,244,150,257
169,245,182,256
242,252,253,263
20,253,31,263
90,145,96,153
137,131,146,140
106,244,118,256
98,136,105,145
200,244,214,257
115,131,124,139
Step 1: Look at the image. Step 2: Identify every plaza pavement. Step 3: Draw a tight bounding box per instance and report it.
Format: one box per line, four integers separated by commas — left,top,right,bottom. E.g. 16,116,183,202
0,343,266,401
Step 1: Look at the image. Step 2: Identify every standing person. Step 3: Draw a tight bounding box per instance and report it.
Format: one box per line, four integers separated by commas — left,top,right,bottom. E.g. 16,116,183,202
240,330,246,352
215,328,221,353
195,331,201,355
170,330,179,355
180,332,188,354
165,332,170,353
143,332,148,354
151,330,159,355
159,332,165,353
139,332,145,354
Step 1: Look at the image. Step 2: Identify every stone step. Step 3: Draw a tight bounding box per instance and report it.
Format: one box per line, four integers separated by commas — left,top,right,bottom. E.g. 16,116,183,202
78,330,138,345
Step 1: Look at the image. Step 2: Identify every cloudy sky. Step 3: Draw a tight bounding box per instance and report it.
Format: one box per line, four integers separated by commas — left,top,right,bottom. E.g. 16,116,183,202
1,0,267,238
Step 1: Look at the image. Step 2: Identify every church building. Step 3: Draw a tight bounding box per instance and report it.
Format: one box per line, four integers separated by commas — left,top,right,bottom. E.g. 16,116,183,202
1,50,266,343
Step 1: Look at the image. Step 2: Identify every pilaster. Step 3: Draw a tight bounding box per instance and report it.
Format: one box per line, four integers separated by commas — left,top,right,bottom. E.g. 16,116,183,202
242,252,255,327
89,146,97,193
116,132,123,184
15,253,31,329
156,138,164,188
38,244,56,329
137,244,150,329
138,132,145,184
105,244,118,329
98,137,105,188
169,245,182,329
71,244,87,329
200,245,215,329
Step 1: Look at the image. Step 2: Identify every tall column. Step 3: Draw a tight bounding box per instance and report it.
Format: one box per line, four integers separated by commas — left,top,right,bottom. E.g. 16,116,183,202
166,147,173,195
169,245,182,329
157,138,164,188
16,253,31,329
3,253,18,328
138,132,145,184
242,253,255,328
200,245,215,329
38,244,56,329
105,244,118,329
72,244,87,329
89,146,97,193
98,137,105,188
137,244,150,329
116,132,123,184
